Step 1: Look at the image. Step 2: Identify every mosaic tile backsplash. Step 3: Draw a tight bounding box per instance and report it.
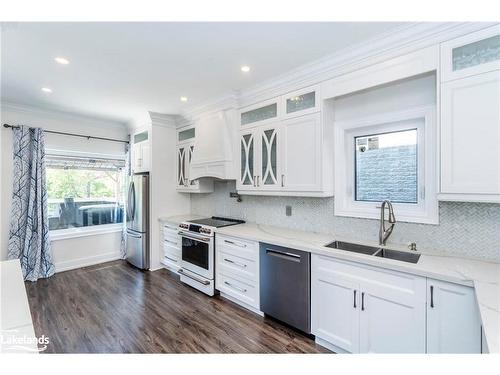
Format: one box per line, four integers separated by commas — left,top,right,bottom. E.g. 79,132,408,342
190,181,500,262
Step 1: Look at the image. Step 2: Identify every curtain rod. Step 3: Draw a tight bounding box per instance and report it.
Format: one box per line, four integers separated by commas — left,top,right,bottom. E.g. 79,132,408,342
3,124,129,144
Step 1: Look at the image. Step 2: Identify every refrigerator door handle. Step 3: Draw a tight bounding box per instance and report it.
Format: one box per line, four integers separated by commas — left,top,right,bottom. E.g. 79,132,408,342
130,181,136,221
127,182,133,220
126,230,142,239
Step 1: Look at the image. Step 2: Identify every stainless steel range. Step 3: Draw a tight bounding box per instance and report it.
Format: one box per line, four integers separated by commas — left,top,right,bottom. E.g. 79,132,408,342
178,217,244,296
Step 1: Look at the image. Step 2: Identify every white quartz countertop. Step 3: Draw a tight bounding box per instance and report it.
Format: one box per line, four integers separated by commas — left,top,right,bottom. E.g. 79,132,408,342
158,214,206,226
216,222,500,353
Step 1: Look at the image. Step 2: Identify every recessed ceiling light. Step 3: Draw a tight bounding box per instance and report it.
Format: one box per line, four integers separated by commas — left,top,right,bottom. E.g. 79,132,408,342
54,57,70,65
241,65,250,73
41,87,52,93
180,96,188,102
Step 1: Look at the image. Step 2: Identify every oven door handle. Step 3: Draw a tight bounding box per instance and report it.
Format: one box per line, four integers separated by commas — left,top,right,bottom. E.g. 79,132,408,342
178,269,210,285
178,231,211,243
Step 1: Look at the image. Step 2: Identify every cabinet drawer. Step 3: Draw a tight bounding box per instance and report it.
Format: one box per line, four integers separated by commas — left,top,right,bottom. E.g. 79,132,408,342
217,249,257,281
216,234,258,261
164,242,181,258
216,272,259,309
163,252,180,266
164,236,180,248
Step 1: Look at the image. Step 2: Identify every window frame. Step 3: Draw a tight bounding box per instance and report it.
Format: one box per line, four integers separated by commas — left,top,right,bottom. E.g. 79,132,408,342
334,106,438,224
45,149,127,239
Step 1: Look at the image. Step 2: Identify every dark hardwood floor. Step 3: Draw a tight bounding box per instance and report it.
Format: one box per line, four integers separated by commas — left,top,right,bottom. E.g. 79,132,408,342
25,260,330,353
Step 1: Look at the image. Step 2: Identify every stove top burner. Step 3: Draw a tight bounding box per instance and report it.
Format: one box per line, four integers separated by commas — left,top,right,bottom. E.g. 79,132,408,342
188,216,245,228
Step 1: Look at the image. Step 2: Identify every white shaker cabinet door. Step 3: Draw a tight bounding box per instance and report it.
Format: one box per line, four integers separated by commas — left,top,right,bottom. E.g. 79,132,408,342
358,275,426,353
440,71,500,198
281,112,322,192
311,256,360,353
426,279,481,353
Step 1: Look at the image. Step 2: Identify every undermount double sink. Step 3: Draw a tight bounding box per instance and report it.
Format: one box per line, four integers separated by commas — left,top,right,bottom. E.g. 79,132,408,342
325,240,421,264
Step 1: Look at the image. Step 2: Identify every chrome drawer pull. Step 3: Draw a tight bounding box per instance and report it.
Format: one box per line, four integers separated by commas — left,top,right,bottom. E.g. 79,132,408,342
164,239,177,245
178,269,210,285
164,255,178,263
224,239,247,248
224,281,247,293
223,258,247,268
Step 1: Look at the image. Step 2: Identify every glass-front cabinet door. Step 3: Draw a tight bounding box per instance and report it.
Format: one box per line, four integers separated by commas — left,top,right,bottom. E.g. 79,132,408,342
260,126,280,189
441,25,500,82
238,130,257,189
187,145,198,188
282,84,320,118
177,146,186,187
240,98,279,127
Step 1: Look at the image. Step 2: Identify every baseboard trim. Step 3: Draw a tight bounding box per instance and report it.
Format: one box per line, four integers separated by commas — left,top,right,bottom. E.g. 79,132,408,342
219,292,264,317
55,252,122,273
315,337,349,354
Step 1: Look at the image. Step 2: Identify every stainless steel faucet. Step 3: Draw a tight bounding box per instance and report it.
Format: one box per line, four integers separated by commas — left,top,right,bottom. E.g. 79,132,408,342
379,200,396,246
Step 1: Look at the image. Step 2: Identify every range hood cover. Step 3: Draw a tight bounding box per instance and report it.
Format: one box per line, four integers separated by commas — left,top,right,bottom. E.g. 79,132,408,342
189,109,237,180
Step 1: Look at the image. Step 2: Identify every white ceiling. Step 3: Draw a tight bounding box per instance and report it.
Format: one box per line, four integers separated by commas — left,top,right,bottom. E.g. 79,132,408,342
1,22,406,125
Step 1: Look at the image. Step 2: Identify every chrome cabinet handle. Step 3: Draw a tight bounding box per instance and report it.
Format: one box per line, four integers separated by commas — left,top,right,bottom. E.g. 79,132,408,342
266,248,301,262
164,255,178,263
224,239,247,248
430,285,434,308
361,292,365,311
178,269,210,285
253,176,256,187
178,231,211,242
353,290,357,309
224,281,247,293
281,174,285,187
257,175,260,187
164,239,177,245
224,258,247,268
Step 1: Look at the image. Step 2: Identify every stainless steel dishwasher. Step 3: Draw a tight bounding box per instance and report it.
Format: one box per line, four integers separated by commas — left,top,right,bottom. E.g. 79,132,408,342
259,242,311,333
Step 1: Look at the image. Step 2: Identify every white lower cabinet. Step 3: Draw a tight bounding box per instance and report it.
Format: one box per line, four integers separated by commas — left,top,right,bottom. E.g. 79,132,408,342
426,278,481,353
162,225,181,273
215,234,260,313
311,254,427,353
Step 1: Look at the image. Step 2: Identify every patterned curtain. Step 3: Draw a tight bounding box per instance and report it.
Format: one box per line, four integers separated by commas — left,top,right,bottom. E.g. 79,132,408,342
8,126,55,281
120,140,131,259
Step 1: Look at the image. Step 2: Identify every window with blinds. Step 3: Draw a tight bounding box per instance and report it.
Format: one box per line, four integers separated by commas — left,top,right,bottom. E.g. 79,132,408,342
45,154,126,231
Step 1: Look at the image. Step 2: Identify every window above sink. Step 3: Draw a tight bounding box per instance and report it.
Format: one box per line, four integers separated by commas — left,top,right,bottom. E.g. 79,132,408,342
334,105,438,224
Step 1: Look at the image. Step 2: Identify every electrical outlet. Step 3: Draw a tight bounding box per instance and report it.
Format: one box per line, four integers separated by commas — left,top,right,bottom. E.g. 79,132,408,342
286,205,292,216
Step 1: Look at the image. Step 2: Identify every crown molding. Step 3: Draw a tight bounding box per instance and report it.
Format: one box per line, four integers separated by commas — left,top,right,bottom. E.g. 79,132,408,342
177,22,497,112
179,91,240,124
148,111,179,129
238,22,498,106
1,100,127,130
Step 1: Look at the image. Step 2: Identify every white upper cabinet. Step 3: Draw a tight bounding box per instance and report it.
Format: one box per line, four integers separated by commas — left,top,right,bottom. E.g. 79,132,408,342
237,86,333,197
441,25,500,82
176,125,213,193
132,129,150,173
426,279,481,353
440,70,500,202
237,123,281,190
238,128,258,190
281,112,322,192
282,85,321,118
240,98,280,128
259,124,281,190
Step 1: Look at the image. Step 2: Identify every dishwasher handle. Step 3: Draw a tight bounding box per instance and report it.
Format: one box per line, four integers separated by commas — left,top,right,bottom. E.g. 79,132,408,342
265,248,301,262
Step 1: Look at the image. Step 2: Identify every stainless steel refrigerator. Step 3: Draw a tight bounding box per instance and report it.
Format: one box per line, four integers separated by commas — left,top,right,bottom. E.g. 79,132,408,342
126,173,150,269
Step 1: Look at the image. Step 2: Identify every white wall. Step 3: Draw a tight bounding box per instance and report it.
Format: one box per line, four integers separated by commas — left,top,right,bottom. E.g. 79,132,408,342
0,102,128,271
